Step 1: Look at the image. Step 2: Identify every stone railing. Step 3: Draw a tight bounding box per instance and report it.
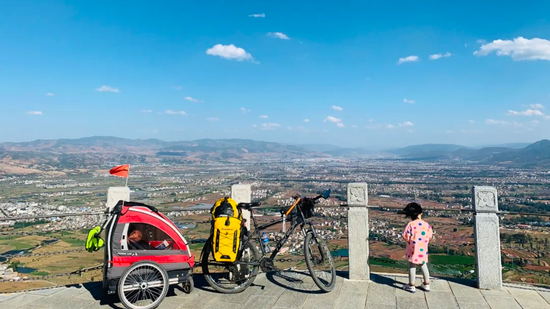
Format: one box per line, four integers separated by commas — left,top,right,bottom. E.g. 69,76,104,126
224,183,505,290
2,183,546,291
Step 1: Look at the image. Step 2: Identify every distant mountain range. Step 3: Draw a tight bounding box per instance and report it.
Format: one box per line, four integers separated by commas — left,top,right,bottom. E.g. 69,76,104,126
387,139,550,167
0,136,549,174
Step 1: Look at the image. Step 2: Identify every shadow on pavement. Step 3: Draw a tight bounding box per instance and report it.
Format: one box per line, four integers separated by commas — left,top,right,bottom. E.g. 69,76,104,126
266,270,327,294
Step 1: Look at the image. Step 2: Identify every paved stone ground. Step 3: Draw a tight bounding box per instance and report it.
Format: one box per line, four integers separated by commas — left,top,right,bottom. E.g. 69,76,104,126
1,271,549,309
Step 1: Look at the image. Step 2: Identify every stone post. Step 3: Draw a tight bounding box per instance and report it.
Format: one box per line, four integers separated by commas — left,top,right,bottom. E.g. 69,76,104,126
347,183,370,281
231,184,251,229
106,187,130,212
472,186,502,290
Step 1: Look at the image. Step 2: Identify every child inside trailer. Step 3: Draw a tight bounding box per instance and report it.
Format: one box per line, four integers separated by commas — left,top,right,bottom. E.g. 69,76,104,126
127,223,172,250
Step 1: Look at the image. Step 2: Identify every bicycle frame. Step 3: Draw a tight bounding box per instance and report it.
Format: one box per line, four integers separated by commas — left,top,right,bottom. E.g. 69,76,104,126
246,201,317,260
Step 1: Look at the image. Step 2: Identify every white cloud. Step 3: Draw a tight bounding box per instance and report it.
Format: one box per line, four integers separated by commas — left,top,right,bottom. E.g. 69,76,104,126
429,52,452,60
261,123,281,130
445,130,454,134
173,86,183,90
249,13,265,18
331,105,343,111
165,110,187,115
96,85,120,93
530,103,545,109
207,117,219,121
397,55,419,65
474,37,550,61
240,107,251,114
46,93,54,96
267,32,290,40
324,116,345,127
485,119,523,127
288,126,307,132
141,109,152,113
507,109,544,116
152,129,159,134
544,115,550,120
403,98,415,104
206,44,254,61
259,115,268,119
386,124,395,129
303,119,310,123
399,121,414,127
185,96,202,102
27,111,43,115
469,120,475,123
324,116,342,123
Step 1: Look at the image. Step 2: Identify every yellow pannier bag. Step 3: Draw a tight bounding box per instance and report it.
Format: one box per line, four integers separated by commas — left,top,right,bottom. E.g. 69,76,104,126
210,197,242,262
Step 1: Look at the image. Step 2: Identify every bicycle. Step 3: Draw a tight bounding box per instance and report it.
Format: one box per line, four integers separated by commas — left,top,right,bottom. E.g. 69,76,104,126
201,189,336,293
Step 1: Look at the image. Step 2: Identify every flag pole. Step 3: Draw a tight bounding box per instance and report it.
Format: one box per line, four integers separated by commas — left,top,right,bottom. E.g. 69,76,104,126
125,165,130,188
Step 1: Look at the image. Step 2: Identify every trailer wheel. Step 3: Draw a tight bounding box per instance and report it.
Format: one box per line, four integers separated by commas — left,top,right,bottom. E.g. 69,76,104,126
182,276,194,294
117,261,169,309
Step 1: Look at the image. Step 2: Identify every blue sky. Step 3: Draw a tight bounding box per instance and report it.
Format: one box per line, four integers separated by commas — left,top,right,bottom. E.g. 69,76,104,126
1,0,550,148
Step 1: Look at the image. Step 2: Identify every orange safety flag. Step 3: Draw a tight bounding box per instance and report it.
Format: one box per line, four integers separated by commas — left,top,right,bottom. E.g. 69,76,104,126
109,164,130,178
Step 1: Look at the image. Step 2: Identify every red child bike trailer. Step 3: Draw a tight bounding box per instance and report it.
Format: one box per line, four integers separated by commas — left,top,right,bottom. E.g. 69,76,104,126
87,200,195,309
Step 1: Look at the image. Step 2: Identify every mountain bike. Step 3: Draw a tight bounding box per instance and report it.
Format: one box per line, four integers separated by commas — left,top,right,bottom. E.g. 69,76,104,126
201,189,336,293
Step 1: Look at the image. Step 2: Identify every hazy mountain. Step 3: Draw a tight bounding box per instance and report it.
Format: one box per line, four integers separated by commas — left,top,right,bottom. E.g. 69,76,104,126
389,144,468,159
486,139,550,167
390,140,550,167
2,137,550,175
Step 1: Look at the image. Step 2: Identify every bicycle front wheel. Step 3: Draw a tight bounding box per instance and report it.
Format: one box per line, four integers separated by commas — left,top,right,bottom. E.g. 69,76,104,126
304,231,336,292
202,238,260,294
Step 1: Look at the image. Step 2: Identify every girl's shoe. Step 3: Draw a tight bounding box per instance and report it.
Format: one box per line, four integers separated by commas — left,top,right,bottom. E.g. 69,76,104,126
421,283,430,292
402,284,416,293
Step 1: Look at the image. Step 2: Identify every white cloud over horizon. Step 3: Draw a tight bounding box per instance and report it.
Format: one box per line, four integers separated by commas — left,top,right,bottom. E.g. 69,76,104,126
324,116,342,123
141,109,152,113
403,98,415,104
530,103,545,109
474,37,550,61
507,109,544,116
331,105,343,111
267,32,290,40
206,44,254,62
240,107,251,114
303,119,310,123
399,121,414,127
165,110,187,115
46,93,54,96
249,13,265,18
27,111,43,115
259,115,269,119
261,123,281,130
397,55,419,65
185,96,202,102
324,116,345,128
429,52,452,60
96,85,120,93
485,119,523,127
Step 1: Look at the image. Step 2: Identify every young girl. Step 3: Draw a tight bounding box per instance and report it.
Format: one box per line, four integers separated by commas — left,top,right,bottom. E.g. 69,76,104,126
399,202,433,293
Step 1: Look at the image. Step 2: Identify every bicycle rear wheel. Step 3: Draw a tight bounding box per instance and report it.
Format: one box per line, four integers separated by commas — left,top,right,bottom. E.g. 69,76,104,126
202,238,260,294
304,231,336,292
